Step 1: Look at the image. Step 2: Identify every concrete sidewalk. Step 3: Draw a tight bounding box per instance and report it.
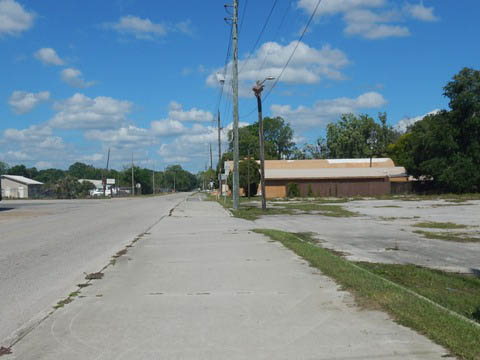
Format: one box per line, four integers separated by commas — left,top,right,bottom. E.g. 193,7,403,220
5,195,449,359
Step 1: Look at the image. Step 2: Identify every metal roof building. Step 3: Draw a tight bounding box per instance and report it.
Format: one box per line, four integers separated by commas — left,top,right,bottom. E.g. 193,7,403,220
1,175,44,199
225,158,409,198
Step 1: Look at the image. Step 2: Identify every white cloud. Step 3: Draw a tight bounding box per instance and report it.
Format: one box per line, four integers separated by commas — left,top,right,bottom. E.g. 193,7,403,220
50,93,133,130
405,3,439,22
6,150,29,160
151,119,187,136
0,0,34,37
297,0,385,16
80,153,104,162
2,124,66,160
60,68,96,88
8,90,50,114
297,0,437,39
394,109,440,133
271,91,387,130
34,47,64,66
344,9,410,39
104,15,193,40
207,41,349,96
35,161,53,169
167,101,214,122
85,125,154,149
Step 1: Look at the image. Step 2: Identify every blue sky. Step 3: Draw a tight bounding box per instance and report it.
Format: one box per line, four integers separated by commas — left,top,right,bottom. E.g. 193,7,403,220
1,0,479,172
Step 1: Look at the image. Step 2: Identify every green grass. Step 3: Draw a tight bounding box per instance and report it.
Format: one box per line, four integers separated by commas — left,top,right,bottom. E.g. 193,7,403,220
414,230,480,243
357,263,480,323
211,195,357,220
254,229,480,360
413,221,469,229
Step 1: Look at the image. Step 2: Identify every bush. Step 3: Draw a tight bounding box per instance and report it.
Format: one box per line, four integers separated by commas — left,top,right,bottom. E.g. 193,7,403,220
307,184,314,197
287,182,300,198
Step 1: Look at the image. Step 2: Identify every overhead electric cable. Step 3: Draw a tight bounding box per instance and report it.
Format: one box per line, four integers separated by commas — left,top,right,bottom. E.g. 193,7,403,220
240,0,322,118
262,0,322,102
238,0,279,74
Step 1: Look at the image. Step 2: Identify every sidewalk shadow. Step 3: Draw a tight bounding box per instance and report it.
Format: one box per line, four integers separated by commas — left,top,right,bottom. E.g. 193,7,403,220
0,207,14,212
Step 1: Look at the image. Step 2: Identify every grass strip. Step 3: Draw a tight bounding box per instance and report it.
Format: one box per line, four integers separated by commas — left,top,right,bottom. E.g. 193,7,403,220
254,229,480,360
413,221,468,229
414,230,480,243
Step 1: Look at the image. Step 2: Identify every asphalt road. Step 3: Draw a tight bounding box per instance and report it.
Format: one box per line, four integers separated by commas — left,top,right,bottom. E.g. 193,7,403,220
0,193,188,346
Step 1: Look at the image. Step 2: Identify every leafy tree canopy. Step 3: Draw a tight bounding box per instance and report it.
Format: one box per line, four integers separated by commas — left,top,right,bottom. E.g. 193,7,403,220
228,116,295,160
389,67,480,193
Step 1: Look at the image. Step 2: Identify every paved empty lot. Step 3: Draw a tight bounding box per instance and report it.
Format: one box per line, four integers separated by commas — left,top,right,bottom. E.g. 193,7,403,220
3,196,448,359
0,194,188,347
255,199,480,273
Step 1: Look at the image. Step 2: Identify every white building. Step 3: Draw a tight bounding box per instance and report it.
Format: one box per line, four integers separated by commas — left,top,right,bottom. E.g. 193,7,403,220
1,175,44,199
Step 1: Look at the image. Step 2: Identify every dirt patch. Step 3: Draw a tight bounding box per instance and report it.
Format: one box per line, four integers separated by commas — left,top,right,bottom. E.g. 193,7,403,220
0,347,12,356
85,272,104,280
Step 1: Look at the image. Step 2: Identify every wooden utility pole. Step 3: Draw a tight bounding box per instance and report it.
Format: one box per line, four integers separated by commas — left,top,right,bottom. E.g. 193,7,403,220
231,0,240,209
253,81,267,211
131,153,134,196
209,143,213,170
217,110,222,195
152,160,155,194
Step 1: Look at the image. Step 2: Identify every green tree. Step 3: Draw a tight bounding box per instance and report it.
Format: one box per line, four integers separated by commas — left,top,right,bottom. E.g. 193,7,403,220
227,158,260,196
389,67,480,193
56,175,82,199
68,162,101,179
0,161,9,175
228,116,296,160
35,168,65,184
8,164,29,177
325,113,399,158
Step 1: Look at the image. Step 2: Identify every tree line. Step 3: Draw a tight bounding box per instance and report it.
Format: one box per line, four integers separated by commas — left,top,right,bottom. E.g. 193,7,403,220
220,67,480,194
0,161,198,198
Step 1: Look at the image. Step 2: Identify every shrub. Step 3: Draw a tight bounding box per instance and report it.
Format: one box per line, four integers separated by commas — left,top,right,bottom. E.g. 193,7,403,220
287,182,300,198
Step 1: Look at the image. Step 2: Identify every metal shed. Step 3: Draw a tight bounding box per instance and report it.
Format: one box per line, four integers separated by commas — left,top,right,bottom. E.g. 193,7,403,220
1,175,44,199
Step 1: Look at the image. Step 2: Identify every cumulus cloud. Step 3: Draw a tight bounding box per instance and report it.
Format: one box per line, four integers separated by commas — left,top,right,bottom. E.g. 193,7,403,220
167,101,214,122
405,3,439,22
344,9,410,39
85,125,154,148
0,0,34,37
8,90,50,114
271,91,387,130
60,68,96,88
34,47,65,66
297,0,438,39
104,15,193,40
50,93,133,130
207,41,349,96
394,109,440,133
156,121,249,166
2,124,66,161
151,119,187,136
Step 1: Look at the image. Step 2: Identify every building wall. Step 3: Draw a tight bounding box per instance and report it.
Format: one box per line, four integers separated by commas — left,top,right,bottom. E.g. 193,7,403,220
1,178,28,198
265,178,391,198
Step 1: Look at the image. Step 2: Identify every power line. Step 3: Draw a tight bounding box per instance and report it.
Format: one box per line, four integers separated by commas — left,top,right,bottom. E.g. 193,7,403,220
262,0,323,103
238,0,248,35
240,0,323,119
238,0,279,74
259,0,293,72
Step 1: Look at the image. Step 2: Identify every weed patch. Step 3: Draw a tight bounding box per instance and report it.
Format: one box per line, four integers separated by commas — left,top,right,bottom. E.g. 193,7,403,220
85,272,104,280
413,221,468,229
414,230,480,243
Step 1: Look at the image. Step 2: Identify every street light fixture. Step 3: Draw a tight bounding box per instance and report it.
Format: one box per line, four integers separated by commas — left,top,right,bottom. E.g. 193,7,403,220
252,76,275,211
